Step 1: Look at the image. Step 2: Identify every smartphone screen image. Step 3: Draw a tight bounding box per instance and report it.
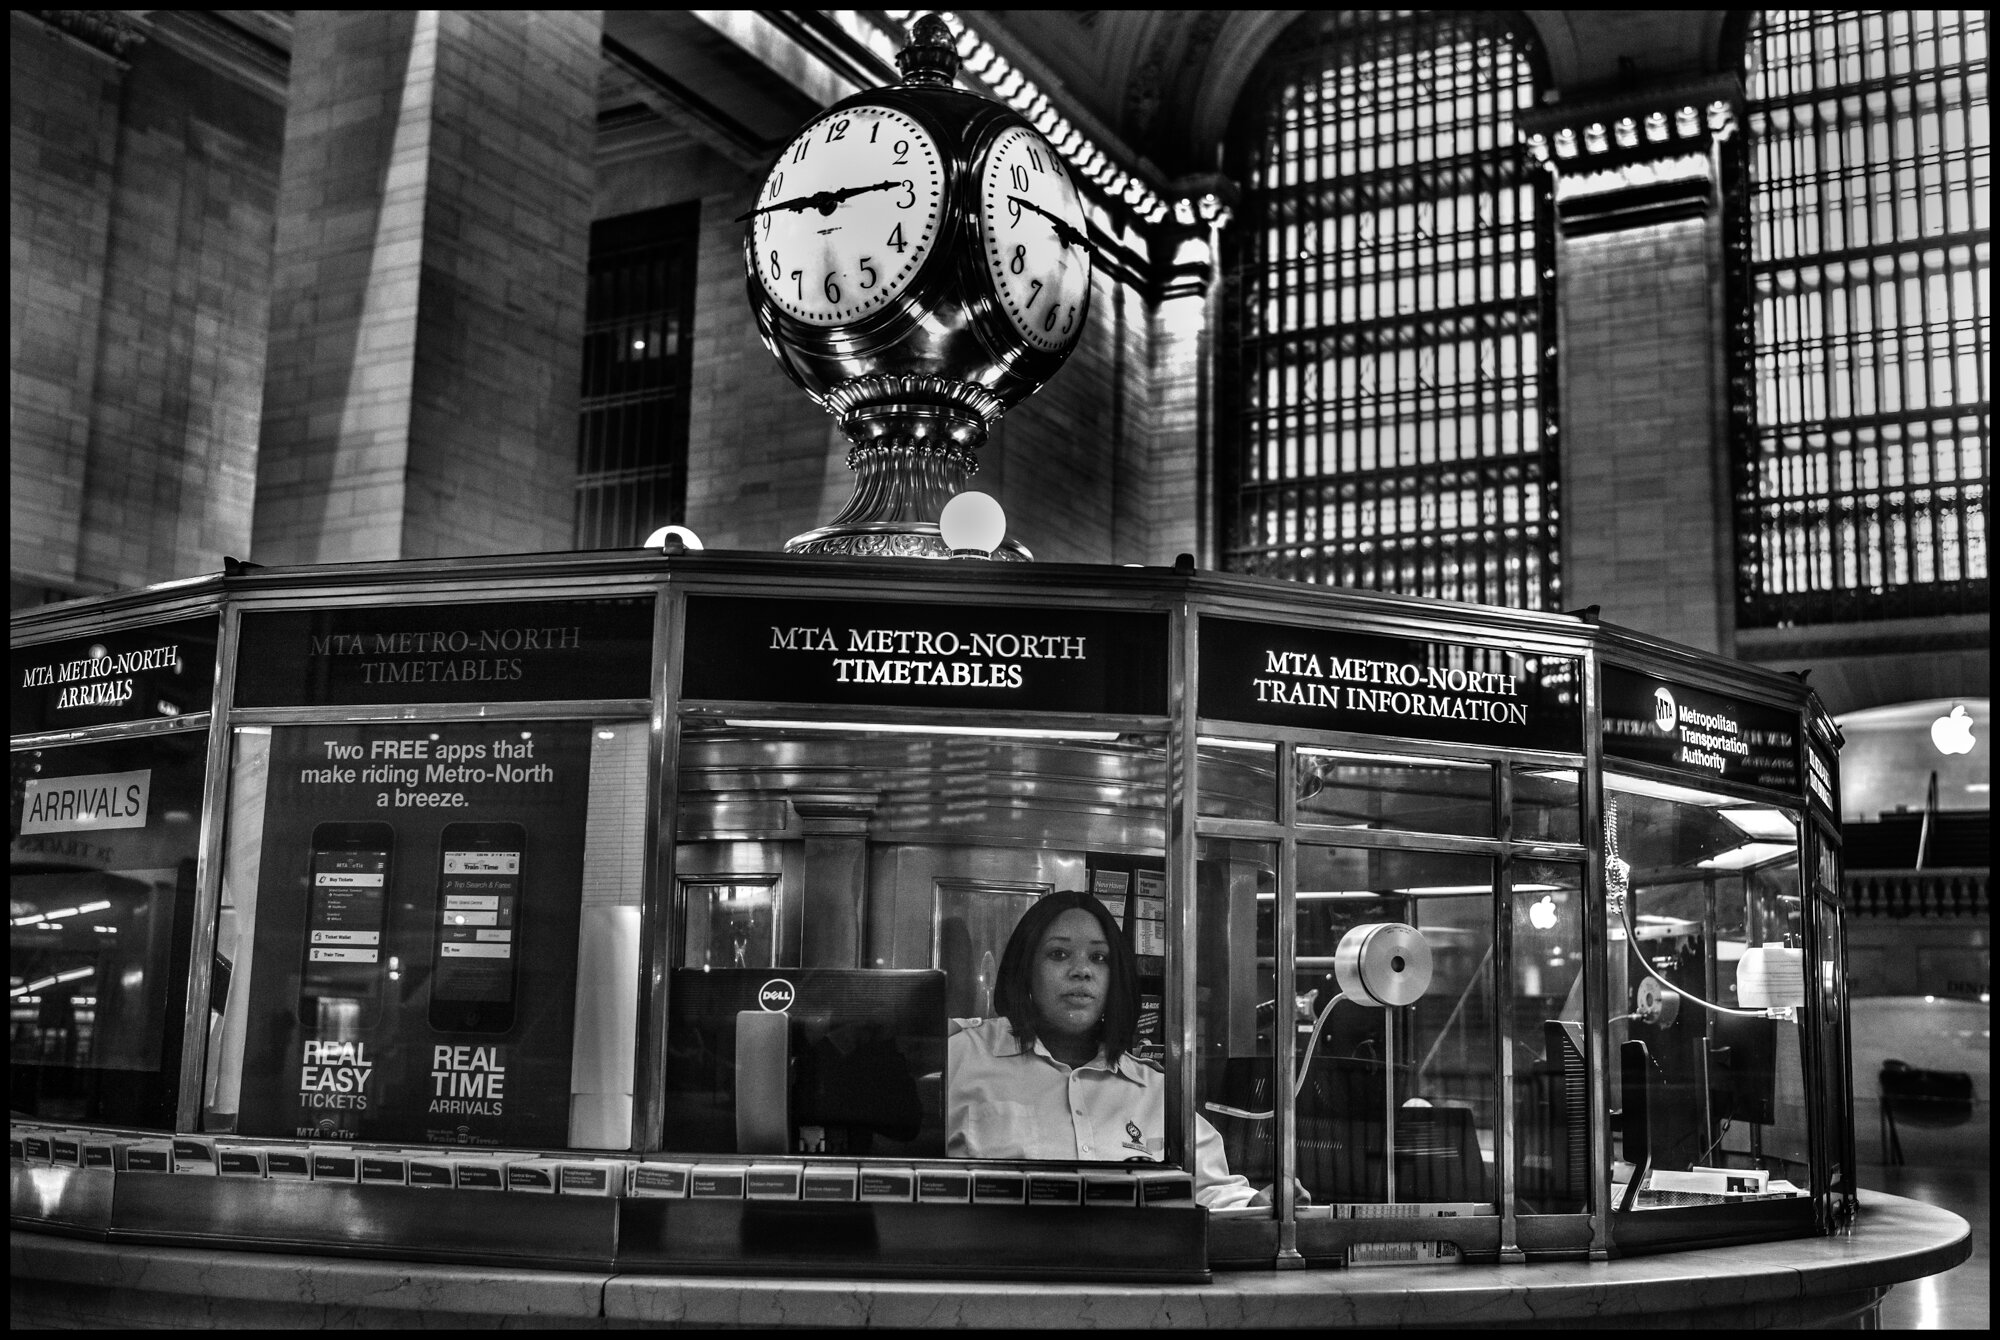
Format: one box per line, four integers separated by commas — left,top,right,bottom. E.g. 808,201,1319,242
300,821,394,1033
429,822,525,1033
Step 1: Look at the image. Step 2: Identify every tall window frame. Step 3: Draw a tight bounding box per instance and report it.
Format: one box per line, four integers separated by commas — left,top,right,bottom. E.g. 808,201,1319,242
1221,11,1559,611
574,203,700,551
1737,10,1990,625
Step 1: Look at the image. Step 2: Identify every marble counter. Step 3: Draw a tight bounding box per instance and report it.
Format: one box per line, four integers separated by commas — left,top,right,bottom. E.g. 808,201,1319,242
11,1189,1970,1329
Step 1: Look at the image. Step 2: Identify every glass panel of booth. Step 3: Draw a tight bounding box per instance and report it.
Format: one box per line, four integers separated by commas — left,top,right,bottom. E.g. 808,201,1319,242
202,717,650,1151
1601,769,1810,1212
11,728,208,1129
1287,846,1500,1216
665,720,1192,1173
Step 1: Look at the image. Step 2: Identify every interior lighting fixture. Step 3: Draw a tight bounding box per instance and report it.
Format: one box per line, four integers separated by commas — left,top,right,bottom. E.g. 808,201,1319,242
1697,841,1797,871
1644,111,1669,142
1603,771,1730,807
1614,117,1638,148
12,900,112,928
644,524,704,553
1718,807,1798,841
887,10,1170,224
1554,128,1578,158
1675,105,1701,137
938,491,1006,559
1584,122,1608,153
721,718,1121,742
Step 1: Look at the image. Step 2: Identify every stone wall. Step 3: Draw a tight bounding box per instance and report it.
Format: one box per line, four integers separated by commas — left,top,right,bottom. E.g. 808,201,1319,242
10,15,282,598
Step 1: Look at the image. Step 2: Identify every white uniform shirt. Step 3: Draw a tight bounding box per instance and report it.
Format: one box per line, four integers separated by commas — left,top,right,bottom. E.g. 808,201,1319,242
946,1017,1257,1210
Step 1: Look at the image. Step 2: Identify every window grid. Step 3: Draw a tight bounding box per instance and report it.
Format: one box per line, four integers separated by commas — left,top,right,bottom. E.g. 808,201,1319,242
1739,10,1990,625
574,205,699,551
1222,11,1558,611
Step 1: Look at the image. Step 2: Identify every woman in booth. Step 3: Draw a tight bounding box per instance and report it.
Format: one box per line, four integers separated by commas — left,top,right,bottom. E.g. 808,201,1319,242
947,889,1268,1210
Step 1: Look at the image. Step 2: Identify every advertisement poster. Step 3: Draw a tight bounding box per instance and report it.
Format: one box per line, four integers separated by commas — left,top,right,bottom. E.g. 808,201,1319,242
234,721,589,1147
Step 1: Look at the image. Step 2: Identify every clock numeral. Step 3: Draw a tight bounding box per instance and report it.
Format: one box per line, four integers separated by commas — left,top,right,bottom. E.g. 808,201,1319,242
1043,303,1060,332
870,121,880,143
770,249,781,280
896,180,915,209
1010,164,1030,193
1006,198,1024,226
791,138,810,164
792,269,803,301
824,272,841,304
893,139,910,166
887,223,908,253
825,117,851,144
859,257,878,290
1026,279,1044,308
1026,145,1044,174
1010,244,1026,275
1061,304,1076,334
770,172,783,199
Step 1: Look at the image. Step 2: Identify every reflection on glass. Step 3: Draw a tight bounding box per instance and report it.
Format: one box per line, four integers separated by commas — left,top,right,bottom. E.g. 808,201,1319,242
1511,764,1582,844
9,735,205,1126
1604,775,1810,1212
1290,845,1496,1210
1198,738,1276,821
1195,837,1277,1215
1296,750,1494,837
1510,862,1587,1214
682,879,778,969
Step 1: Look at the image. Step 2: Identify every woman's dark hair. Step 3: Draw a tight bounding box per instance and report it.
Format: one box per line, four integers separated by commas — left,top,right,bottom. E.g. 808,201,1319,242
991,890,1140,1066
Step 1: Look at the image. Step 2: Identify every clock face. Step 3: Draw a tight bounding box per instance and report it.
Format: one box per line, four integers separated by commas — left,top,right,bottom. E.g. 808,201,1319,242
751,105,945,326
978,125,1092,352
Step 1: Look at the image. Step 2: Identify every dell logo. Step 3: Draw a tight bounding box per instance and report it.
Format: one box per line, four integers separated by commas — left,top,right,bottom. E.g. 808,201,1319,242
757,978,796,1012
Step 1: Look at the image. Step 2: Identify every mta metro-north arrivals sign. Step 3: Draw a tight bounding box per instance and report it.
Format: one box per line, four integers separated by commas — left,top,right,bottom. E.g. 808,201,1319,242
1601,665,1801,794
1198,616,1583,752
12,615,219,734
681,596,1168,717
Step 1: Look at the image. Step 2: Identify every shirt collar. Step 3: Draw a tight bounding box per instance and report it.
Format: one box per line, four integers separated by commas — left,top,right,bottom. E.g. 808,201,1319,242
1022,1030,1148,1085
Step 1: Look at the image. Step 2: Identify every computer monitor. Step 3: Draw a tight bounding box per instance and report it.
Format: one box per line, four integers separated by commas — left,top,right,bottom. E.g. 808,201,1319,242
1706,1011,1778,1127
663,968,947,1158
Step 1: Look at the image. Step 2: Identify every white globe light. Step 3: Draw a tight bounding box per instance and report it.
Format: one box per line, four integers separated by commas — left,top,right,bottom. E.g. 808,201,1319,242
643,524,704,551
939,491,1006,555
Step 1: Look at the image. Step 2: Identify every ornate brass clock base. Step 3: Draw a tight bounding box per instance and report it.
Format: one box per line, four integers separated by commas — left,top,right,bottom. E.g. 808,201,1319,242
784,375,1032,561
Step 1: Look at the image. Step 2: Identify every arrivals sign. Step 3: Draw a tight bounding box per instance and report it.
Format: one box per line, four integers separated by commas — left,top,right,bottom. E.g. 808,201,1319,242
235,598,654,708
1197,616,1583,752
11,615,219,733
681,596,1169,716
1601,664,1800,793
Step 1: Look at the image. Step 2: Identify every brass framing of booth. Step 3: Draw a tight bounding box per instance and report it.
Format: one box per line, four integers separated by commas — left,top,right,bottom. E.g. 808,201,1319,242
9,548,1854,1279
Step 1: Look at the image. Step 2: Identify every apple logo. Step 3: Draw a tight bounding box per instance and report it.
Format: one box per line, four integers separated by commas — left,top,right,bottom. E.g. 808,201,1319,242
1528,894,1558,930
1931,704,1976,756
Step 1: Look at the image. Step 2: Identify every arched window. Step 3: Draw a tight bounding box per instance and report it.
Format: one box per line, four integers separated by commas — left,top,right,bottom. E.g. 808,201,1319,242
1738,11,1990,624
1221,11,1556,610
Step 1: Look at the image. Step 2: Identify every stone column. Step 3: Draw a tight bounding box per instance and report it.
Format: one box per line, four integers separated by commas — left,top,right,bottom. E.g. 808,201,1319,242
1535,87,1743,654
252,11,602,564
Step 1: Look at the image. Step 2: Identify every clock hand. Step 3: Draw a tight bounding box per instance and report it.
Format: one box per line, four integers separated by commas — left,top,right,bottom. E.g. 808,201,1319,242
735,179,902,223
1009,195,1095,256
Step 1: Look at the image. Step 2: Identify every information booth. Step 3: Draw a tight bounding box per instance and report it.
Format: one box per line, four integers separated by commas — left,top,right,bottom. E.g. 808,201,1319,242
10,547,1874,1290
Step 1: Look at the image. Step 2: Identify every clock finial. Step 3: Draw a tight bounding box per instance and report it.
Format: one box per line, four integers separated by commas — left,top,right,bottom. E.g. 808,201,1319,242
897,12,960,87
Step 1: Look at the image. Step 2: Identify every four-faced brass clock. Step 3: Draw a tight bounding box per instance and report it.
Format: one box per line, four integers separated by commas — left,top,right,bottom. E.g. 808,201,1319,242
747,106,946,326
741,13,1099,558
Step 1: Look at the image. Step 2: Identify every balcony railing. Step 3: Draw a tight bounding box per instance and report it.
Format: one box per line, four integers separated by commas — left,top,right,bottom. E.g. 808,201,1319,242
1845,869,1990,920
